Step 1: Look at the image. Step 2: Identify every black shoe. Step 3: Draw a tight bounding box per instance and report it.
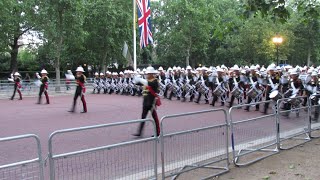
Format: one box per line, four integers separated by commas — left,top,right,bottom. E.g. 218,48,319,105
194,101,199,104
210,103,215,106
80,111,87,113
177,97,180,100
68,110,75,113
132,133,141,137
221,102,225,106
205,101,209,104
244,108,249,112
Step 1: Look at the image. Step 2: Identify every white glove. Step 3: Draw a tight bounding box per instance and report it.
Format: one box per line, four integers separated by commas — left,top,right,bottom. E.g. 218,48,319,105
36,73,41,79
133,77,148,86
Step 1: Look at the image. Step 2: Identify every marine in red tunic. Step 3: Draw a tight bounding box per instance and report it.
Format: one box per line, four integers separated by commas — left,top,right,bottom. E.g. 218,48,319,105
10,72,22,100
37,69,50,104
69,66,87,113
133,66,160,137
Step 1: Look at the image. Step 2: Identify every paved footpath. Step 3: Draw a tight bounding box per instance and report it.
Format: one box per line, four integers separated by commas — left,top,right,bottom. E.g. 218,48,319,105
0,93,313,179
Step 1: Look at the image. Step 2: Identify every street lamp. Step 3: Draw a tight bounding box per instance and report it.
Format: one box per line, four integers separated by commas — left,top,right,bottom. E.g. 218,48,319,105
272,36,283,66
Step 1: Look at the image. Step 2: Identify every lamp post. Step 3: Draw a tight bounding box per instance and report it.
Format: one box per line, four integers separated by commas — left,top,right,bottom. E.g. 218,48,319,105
272,36,283,66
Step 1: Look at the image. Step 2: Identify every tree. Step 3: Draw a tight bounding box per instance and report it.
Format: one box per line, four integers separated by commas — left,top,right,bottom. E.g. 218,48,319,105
83,0,132,73
39,0,86,91
154,0,213,67
0,0,40,72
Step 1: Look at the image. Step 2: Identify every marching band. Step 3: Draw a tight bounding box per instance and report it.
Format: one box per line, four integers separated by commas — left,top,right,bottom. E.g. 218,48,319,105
89,63,320,121
6,63,320,120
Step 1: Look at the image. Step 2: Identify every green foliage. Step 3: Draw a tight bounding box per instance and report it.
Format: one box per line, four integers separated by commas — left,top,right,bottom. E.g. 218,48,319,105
1,0,320,75
17,49,38,71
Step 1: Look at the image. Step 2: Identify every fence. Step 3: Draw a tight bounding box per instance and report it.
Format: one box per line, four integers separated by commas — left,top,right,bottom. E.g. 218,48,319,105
0,134,44,180
308,95,320,138
0,80,94,97
276,96,311,150
47,119,158,180
229,100,279,167
160,109,229,179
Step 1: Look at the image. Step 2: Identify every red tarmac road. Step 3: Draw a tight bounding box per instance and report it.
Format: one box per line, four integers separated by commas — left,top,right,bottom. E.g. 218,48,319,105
0,94,309,179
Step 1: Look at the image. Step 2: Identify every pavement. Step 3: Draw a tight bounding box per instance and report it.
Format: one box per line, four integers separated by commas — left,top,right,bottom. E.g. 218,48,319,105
0,92,316,179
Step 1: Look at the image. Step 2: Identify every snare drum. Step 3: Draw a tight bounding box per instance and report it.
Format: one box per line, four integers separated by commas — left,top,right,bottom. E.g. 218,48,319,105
213,85,225,96
288,94,302,107
269,90,282,101
247,87,261,100
231,86,243,98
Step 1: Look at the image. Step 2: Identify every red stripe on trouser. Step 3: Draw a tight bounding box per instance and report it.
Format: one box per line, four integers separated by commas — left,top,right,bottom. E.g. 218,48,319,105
81,95,87,112
17,89,22,99
151,109,160,136
44,91,50,103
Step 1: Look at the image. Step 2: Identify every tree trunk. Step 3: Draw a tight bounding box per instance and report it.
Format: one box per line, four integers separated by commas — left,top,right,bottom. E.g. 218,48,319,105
55,8,64,92
186,38,192,67
307,45,311,66
10,31,21,72
10,41,19,72
55,36,63,92
102,51,108,73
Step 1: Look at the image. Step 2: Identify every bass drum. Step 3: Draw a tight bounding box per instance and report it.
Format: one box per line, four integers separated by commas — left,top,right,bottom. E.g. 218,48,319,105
269,90,282,101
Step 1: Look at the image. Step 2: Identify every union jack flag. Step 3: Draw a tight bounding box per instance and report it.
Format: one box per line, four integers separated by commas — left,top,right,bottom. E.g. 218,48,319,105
137,0,153,48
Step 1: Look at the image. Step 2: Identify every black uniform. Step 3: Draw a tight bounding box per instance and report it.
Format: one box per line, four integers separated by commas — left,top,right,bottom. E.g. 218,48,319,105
307,79,320,121
38,76,50,104
195,74,209,104
69,74,87,113
264,74,280,114
164,74,173,98
282,79,303,113
93,77,100,94
169,73,181,100
245,74,260,111
134,78,160,136
181,73,195,102
228,76,245,107
211,76,226,106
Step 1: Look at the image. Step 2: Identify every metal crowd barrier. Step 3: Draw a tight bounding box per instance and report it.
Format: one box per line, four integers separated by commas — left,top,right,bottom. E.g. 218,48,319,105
308,95,320,138
48,119,158,180
0,134,44,180
276,96,311,150
0,82,93,97
229,100,279,166
160,109,229,179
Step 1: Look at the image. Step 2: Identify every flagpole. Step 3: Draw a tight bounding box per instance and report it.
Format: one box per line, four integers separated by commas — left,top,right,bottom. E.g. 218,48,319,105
133,0,137,71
